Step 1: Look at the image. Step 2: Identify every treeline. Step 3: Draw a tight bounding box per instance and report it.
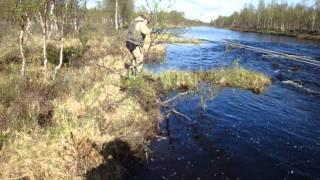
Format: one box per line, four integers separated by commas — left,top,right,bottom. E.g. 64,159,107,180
0,0,200,77
92,1,203,29
213,0,320,35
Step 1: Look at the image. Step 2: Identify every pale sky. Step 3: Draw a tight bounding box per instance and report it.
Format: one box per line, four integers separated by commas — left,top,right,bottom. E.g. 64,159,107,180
87,0,307,23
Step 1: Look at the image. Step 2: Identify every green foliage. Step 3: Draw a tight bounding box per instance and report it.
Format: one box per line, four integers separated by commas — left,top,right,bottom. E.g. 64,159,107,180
159,71,200,90
205,61,272,94
121,76,157,100
0,46,20,64
47,44,84,66
12,0,41,26
103,0,135,29
120,76,158,110
78,30,90,48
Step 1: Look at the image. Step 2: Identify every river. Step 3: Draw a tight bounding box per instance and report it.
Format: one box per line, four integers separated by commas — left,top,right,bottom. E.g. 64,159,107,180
138,27,320,180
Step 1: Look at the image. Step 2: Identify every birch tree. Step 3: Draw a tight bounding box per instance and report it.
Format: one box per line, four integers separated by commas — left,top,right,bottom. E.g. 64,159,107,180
104,0,134,30
213,0,320,34
54,0,69,76
38,0,51,70
48,0,59,38
312,0,320,31
13,0,40,76
115,0,119,30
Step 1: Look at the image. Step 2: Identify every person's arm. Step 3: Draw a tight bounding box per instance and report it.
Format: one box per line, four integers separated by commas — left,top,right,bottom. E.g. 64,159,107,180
138,22,151,49
139,22,151,35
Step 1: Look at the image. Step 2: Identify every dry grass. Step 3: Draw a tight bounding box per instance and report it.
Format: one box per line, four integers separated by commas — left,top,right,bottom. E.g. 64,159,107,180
144,44,167,63
0,66,156,179
153,33,202,44
0,33,158,179
158,62,272,93
159,71,199,90
206,64,272,93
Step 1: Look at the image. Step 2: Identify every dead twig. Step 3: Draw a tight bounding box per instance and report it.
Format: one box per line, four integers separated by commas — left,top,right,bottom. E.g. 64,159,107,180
163,91,192,104
95,59,123,75
171,108,193,122
156,93,195,123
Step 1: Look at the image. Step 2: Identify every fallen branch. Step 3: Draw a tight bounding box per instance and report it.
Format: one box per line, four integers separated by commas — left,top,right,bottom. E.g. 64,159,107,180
156,95,195,123
96,63,116,73
163,91,192,104
171,108,193,122
95,59,123,75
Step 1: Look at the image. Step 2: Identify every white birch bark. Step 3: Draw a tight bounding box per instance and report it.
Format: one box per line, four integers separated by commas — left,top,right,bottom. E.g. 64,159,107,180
312,11,316,31
26,17,33,36
54,27,64,76
39,12,48,70
54,0,67,76
19,29,26,76
73,18,78,32
48,0,58,39
115,0,119,30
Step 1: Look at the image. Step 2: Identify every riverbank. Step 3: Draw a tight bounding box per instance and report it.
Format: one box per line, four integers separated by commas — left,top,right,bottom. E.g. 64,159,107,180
227,27,320,42
0,32,164,179
0,31,272,179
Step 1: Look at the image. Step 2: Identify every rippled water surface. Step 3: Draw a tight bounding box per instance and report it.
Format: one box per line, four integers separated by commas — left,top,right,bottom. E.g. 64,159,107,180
139,27,320,180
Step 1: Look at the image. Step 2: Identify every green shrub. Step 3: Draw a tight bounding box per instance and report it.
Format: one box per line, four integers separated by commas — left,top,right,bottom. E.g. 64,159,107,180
159,71,199,90
157,62,271,94
79,32,90,49
120,76,157,111
47,44,84,66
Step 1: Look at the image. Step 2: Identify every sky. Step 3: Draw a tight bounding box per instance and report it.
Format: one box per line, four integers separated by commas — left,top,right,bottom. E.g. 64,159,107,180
87,0,306,23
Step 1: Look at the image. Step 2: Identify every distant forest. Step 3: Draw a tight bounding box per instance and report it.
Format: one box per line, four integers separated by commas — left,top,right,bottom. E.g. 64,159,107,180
212,0,320,35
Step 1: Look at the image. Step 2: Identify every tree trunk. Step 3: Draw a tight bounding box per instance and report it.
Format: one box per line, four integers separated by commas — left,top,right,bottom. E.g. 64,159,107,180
257,12,261,29
115,0,119,30
26,17,33,36
312,11,317,31
43,34,48,69
39,12,48,70
19,29,26,76
54,28,64,76
48,0,58,39
73,18,78,32
119,14,123,29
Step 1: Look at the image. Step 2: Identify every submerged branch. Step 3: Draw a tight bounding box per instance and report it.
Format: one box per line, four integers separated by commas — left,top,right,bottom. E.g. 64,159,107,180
157,98,194,123
163,91,191,104
171,108,193,122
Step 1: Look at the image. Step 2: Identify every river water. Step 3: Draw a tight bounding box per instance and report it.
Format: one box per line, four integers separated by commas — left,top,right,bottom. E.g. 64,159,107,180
139,27,320,180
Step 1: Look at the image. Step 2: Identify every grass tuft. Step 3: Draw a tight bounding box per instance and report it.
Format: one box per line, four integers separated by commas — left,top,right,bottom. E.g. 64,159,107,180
159,71,200,90
158,62,272,93
153,33,202,44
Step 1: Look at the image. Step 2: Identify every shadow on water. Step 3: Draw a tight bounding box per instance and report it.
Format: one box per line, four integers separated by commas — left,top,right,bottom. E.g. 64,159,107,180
140,27,320,180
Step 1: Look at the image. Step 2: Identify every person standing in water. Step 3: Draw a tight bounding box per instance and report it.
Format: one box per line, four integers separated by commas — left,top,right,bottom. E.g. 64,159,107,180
126,14,151,76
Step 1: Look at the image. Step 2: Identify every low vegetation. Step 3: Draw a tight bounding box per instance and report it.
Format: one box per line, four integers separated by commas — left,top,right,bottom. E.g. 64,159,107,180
154,33,203,44
0,33,159,179
159,62,272,94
